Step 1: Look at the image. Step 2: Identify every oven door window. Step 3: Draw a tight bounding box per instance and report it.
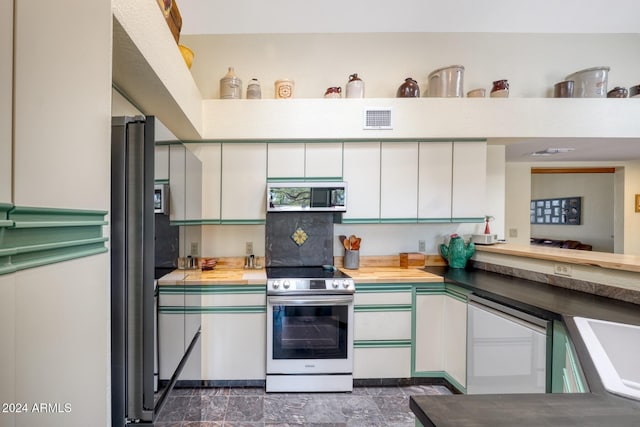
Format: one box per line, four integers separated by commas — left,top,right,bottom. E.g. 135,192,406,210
272,304,348,360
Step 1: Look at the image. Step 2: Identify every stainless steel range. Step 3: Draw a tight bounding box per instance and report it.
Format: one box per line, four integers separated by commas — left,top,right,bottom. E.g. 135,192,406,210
266,266,355,393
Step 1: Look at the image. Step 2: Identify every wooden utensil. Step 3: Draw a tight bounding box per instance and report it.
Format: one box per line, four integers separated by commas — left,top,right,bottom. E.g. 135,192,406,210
349,235,357,249
343,238,351,251
352,237,361,250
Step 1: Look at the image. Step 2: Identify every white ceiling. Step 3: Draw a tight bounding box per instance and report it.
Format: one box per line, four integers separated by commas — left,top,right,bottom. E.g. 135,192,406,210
178,0,640,35
177,0,640,163
493,138,640,163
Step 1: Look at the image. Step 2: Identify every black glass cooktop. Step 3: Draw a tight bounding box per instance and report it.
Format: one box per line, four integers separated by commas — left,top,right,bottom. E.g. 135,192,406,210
265,266,351,280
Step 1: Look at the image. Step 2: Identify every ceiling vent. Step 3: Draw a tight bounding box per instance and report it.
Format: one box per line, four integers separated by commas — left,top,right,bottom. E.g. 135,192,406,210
363,108,393,130
530,147,575,157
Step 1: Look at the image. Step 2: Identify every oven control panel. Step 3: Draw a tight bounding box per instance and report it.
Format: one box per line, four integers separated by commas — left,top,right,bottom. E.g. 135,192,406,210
267,278,355,294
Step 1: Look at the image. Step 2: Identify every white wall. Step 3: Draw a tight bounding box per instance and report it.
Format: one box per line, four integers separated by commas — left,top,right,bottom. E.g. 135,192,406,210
531,172,614,252
0,0,12,204
182,33,640,100
623,161,640,255
486,145,506,239
504,163,532,245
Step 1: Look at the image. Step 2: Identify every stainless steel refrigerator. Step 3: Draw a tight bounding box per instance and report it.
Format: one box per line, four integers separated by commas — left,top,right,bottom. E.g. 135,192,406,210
111,116,156,426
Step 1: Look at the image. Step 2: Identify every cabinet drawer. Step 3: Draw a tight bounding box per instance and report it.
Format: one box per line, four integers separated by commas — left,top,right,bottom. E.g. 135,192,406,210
355,310,411,340
355,291,412,306
200,292,266,307
354,346,411,379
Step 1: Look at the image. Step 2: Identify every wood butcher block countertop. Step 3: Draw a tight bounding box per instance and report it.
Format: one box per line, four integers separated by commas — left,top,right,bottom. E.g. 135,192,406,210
339,267,443,283
476,243,640,273
157,268,267,285
157,266,443,285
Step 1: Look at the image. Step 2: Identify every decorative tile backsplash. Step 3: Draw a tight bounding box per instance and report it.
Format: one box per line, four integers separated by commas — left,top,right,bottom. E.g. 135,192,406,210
265,212,334,267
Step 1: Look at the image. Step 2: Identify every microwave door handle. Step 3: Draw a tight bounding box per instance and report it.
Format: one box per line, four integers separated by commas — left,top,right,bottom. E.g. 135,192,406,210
268,297,353,306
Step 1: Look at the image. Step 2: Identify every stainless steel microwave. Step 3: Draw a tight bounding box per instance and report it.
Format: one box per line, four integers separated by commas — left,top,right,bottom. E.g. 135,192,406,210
154,184,169,214
267,182,347,212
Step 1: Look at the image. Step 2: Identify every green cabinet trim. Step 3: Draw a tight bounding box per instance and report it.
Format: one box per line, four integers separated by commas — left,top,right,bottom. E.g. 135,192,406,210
341,218,383,224
355,304,412,312
412,370,466,394
356,283,414,293
159,285,266,294
451,217,485,223
0,205,108,275
547,321,589,394
354,339,412,348
417,218,452,223
414,284,447,295
170,219,266,226
267,177,343,182
183,138,486,144
159,305,266,314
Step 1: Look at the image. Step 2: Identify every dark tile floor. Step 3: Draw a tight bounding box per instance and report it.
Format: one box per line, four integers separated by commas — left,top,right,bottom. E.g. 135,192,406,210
155,385,451,427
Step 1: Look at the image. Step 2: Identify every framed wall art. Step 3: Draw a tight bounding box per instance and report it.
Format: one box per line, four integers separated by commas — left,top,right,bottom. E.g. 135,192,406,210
530,197,581,225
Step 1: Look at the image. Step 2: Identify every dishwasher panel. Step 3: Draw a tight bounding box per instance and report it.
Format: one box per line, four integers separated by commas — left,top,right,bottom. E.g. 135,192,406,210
467,295,549,394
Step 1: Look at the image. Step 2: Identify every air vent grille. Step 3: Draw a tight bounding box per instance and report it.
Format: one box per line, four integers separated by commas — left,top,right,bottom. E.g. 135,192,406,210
363,108,392,130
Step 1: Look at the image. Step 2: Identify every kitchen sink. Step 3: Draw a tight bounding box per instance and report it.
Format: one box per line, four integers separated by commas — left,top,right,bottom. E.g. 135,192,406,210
574,316,640,401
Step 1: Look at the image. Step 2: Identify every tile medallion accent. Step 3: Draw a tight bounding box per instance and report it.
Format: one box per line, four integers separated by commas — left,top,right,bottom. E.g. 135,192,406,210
291,227,308,246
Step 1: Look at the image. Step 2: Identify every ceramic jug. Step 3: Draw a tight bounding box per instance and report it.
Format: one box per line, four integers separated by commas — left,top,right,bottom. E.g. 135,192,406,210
439,234,475,268
397,78,420,98
346,73,365,98
246,78,261,99
220,67,242,99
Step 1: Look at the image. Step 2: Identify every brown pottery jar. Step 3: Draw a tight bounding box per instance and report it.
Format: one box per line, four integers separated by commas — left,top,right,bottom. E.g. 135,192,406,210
397,78,420,98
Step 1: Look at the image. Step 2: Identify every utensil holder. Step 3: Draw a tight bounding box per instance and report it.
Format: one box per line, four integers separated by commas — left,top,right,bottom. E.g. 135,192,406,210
344,250,359,270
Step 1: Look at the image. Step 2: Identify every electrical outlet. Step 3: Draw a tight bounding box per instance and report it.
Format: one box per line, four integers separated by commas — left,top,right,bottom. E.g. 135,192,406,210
554,263,572,277
190,242,199,256
418,240,426,252
509,228,518,238
246,241,253,255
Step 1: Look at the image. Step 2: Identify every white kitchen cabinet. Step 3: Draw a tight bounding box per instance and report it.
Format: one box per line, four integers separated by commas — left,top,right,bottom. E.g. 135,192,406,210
268,143,305,178
158,292,202,381
452,141,487,221
343,142,381,221
189,143,222,220
414,294,445,372
221,143,267,222
413,286,468,390
200,289,266,381
305,142,343,179
201,312,266,380
418,142,453,221
354,346,412,379
354,284,412,379
0,0,12,205
155,145,170,182
443,294,467,387
268,142,343,179
169,144,203,222
380,142,419,221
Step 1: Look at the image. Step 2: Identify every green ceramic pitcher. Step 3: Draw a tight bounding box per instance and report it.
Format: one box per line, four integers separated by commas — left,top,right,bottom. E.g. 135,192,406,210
439,234,475,268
